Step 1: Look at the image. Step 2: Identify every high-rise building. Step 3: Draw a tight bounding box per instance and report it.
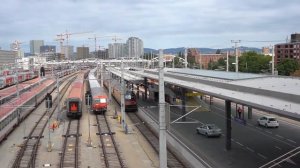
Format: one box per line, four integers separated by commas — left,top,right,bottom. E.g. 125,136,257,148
108,43,126,59
40,45,56,53
0,49,17,65
291,33,300,43
30,40,44,55
77,46,89,60
126,37,144,59
62,45,74,60
275,33,300,65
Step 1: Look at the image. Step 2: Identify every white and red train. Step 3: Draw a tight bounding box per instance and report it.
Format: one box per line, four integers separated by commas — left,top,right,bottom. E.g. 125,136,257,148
88,69,108,114
65,70,89,118
0,71,38,89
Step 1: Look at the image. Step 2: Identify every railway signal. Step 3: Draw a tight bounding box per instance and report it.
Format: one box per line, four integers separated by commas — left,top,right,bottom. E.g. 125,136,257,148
40,66,45,77
85,90,92,106
45,93,52,109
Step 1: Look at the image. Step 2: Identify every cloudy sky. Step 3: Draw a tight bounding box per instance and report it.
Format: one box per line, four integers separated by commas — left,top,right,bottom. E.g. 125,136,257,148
0,0,300,52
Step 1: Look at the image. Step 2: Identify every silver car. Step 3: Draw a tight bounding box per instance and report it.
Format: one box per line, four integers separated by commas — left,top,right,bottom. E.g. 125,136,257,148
196,124,222,137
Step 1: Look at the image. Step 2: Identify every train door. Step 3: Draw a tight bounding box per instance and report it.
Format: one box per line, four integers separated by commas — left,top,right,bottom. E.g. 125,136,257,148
69,101,79,112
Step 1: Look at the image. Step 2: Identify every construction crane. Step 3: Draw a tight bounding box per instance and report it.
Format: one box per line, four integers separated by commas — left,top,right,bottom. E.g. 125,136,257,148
11,40,24,51
56,30,93,59
112,35,122,43
60,30,93,46
88,35,120,54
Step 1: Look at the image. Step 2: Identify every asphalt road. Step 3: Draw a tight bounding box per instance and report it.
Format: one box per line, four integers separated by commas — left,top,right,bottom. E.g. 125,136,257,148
138,96,300,168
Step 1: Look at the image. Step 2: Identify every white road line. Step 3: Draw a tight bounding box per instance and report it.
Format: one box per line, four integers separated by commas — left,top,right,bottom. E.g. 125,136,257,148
275,146,282,150
257,153,267,159
236,141,244,146
265,130,272,134
287,139,297,144
246,147,254,152
275,134,283,138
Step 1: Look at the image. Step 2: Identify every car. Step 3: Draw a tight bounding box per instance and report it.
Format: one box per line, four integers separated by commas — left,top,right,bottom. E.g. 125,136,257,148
257,116,279,128
196,124,222,137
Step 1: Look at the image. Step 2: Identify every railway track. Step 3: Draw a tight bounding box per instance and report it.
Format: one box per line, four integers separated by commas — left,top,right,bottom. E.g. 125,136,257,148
95,114,125,168
11,76,75,168
127,112,187,168
59,119,80,168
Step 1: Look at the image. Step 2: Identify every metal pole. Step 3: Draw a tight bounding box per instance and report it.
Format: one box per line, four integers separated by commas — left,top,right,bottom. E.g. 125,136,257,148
158,49,167,168
226,51,229,72
272,45,275,75
87,96,92,147
100,61,103,87
231,40,241,73
184,48,187,68
108,61,112,111
56,76,61,121
47,105,52,152
121,60,126,130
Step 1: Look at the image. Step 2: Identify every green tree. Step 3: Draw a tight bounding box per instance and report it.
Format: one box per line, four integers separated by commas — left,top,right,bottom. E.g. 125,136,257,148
238,51,271,73
277,59,300,76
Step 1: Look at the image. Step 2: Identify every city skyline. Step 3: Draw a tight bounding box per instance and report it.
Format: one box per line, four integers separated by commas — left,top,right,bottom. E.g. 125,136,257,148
0,0,300,51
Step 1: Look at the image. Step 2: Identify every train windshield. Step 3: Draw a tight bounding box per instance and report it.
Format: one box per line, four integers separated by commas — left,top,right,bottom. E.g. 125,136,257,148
94,98,107,103
125,92,135,100
69,102,79,112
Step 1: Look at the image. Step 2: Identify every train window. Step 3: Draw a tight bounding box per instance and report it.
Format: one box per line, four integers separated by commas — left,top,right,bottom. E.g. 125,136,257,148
125,94,132,100
100,98,107,103
69,102,78,112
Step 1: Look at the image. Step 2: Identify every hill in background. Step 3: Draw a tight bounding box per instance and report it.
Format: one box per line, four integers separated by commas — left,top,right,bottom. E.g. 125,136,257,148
144,46,261,54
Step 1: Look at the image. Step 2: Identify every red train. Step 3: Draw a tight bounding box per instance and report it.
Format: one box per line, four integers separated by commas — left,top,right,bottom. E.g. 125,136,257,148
103,76,137,112
88,69,108,114
65,70,89,118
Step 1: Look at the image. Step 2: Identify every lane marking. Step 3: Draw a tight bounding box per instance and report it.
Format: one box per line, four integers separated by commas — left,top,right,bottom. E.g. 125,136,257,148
265,130,272,134
275,146,281,150
246,147,255,152
275,134,283,138
236,141,244,147
257,153,267,159
287,139,297,144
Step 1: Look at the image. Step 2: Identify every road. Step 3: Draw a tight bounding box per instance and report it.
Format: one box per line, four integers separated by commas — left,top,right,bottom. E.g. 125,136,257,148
138,96,300,168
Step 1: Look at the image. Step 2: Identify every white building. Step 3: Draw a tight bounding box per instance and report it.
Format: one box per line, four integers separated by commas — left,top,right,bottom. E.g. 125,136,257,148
126,37,144,59
62,45,74,60
0,49,17,65
30,40,44,55
108,43,126,59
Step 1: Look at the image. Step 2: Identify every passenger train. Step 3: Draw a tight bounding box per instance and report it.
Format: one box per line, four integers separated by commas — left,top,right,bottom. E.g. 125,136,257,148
0,71,38,89
65,70,89,118
0,69,76,143
103,76,137,112
88,69,108,114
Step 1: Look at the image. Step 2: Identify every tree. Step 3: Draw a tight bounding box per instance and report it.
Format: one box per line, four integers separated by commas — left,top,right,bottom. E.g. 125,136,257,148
238,51,271,73
277,59,300,76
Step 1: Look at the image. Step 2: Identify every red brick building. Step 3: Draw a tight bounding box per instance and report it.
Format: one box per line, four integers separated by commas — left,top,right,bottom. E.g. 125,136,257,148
275,33,300,65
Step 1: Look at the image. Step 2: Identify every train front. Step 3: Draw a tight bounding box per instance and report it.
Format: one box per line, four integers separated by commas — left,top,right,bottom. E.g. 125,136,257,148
125,91,137,112
92,95,107,114
66,97,82,118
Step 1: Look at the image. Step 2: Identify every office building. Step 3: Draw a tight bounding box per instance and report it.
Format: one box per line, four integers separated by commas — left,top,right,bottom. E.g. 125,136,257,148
108,43,126,59
77,46,89,60
30,40,44,55
62,45,74,60
40,45,56,53
0,49,17,65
